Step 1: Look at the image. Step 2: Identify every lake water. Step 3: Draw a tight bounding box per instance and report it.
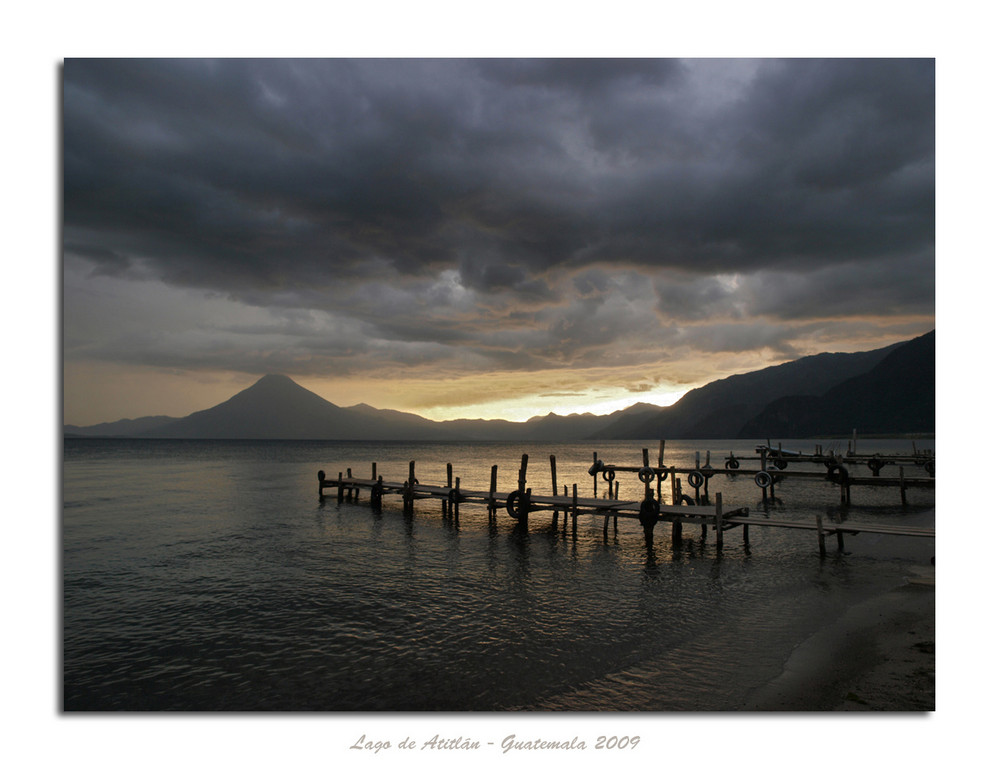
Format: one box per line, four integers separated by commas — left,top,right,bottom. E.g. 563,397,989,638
62,438,934,711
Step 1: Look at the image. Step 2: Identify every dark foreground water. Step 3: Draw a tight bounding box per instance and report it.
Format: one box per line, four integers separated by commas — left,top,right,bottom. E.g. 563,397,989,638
62,438,934,711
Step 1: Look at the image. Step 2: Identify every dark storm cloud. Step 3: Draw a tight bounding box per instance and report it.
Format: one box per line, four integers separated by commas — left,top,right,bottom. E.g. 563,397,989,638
64,58,934,374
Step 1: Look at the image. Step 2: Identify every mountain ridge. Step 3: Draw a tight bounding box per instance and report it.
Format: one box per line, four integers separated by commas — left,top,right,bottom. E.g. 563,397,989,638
64,332,934,440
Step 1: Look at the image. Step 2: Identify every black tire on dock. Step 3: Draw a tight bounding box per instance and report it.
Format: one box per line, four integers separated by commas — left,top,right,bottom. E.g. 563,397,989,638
827,464,849,486
505,490,522,519
639,498,660,528
754,471,771,489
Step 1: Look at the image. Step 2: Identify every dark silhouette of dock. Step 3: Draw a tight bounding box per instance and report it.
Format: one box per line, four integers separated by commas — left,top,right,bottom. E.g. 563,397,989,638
318,441,934,557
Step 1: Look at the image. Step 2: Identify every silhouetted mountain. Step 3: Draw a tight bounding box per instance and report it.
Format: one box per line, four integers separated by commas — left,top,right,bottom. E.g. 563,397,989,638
63,333,934,441
595,342,904,439
138,374,451,440
738,330,935,438
64,415,179,437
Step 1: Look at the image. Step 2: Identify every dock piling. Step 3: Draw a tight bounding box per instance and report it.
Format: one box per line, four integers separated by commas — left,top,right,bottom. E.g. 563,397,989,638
715,493,724,549
316,441,932,553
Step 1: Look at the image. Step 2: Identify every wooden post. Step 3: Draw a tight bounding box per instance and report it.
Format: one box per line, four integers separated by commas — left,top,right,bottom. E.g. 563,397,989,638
899,466,907,505
519,454,529,494
406,461,416,513
454,477,461,520
760,450,768,504
572,483,578,534
550,456,559,525
657,440,665,502
715,493,723,550
835,510,845,552
670,467,677,505
489,465,498,519
593,452,598,497
318,470,326,499
371,462,377,481
518,487,532,526
816,515,826,557
337,471,344,503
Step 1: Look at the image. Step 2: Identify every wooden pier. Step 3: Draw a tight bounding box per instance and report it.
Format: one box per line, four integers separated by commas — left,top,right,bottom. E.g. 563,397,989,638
317,446,934,557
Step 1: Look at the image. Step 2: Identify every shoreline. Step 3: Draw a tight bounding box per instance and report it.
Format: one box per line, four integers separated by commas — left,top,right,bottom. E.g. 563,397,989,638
742,568,935,711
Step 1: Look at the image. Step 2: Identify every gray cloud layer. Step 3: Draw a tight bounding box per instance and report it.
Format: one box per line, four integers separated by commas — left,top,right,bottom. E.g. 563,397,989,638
63,58,934,387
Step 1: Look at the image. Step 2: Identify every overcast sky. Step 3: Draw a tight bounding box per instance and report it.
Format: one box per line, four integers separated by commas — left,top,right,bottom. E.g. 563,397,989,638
63,58,934,425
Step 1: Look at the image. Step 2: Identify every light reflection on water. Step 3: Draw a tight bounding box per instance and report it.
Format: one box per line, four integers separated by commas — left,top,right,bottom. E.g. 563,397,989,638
63,438,934,711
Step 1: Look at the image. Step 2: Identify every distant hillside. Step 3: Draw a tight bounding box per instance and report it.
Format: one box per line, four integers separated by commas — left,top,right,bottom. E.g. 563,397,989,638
738,330,935,438
64,332,934,441
64,415,179,437
595,341,905,439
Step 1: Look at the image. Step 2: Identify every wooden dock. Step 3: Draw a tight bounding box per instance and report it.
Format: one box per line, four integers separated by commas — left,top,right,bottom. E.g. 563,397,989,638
317,447,934,557
583,439,933,507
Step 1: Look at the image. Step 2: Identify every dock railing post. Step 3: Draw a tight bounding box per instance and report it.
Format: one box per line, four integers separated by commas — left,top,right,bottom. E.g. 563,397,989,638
899,466,907,505
318,470,326,499
715,493,724,550
489,465,498,519
816,514,827,557
445,463,453,515
550,455,560,525
657,440,665,502
572,483,578,535
760,451,768,504
405,460,416,513
337,471,344,503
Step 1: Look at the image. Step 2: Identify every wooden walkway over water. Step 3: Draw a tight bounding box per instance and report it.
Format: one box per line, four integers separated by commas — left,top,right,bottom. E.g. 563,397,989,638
318,445,934,557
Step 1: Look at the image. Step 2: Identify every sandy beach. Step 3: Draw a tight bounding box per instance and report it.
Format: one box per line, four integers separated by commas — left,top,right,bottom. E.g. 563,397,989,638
743,567,935,711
